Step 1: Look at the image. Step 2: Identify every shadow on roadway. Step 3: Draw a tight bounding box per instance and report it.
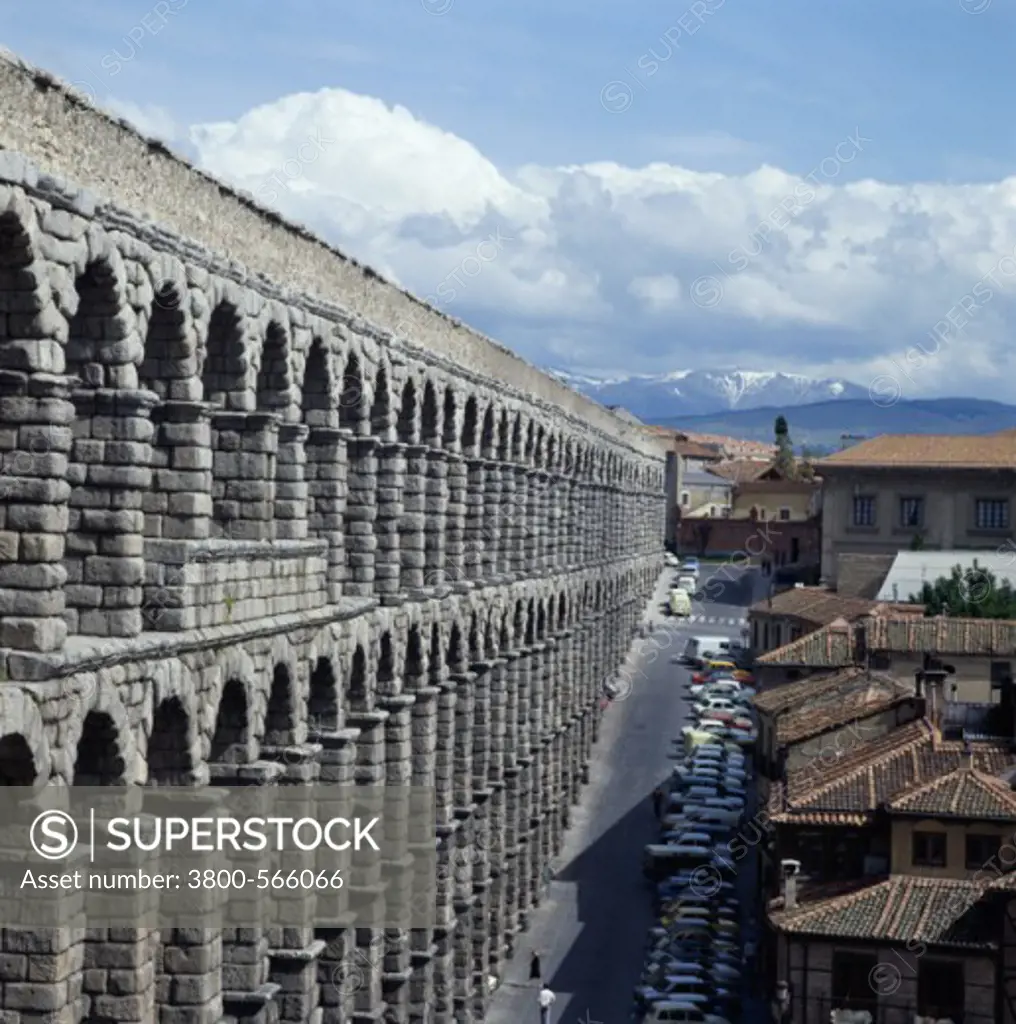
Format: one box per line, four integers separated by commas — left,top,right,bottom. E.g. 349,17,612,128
542,782,660,1020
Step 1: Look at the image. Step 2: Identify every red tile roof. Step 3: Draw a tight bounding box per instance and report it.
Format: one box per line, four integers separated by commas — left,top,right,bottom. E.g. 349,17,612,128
770,875,998,948
757,611,1016,666
815,433,1016,470
756,617,856,667
887,764,1016,820
750,589,882,629
769,718,1016,824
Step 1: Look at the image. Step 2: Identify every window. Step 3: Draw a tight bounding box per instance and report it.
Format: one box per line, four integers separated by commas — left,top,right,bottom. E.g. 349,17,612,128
831,951,878,1010
966,833,1001,869
779,507,791,521
917,959,964,1021
852,495,876,527
975,498,1009,530
680,491,689,506
791,537,800,562
912,830,946,867
899,496,924,528
758,507,767,519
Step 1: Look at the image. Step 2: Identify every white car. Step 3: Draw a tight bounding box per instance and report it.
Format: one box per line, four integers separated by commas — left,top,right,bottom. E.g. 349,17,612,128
665,552,681,567
694,697,739,717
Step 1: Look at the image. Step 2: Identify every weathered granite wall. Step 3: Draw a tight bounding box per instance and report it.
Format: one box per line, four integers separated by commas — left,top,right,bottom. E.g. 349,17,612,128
0,50,666,1024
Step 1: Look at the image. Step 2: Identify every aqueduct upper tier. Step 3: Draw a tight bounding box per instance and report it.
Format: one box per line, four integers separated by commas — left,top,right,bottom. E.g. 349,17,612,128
0,50,665,1024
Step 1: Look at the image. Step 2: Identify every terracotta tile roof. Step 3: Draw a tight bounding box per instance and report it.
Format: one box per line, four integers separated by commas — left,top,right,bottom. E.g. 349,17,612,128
749,588,880,629
755,618,856,666
754,666,876,714
770,875,997,949
757,611,1016,666
773,674,916,747
866,615,1016,657
673,439,723,459
887,764,1016,820
769,718,1016,824
815,433,1016,470
710,458,774,482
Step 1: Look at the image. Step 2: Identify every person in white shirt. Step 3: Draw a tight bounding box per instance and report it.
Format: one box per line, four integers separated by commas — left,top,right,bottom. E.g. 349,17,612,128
538,983,556,1024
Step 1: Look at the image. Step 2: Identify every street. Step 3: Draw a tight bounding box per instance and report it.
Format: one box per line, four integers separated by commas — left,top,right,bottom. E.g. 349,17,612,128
484,561,767,1024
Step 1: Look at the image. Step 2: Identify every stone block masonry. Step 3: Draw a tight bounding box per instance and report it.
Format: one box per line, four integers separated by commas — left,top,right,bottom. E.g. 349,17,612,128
0,50,667,1024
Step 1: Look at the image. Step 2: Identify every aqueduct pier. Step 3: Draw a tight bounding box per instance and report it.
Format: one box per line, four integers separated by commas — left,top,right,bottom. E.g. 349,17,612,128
0,51,665,1024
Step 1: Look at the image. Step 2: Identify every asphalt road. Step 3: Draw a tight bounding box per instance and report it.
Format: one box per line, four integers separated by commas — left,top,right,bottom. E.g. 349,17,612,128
484,563,766,1024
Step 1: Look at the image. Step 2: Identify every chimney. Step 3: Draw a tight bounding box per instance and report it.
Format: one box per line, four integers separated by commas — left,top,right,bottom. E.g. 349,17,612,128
925,668,948,730
781,860,801,910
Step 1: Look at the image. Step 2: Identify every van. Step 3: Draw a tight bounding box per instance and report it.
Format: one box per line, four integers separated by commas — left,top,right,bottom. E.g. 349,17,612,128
682,636,730,666
669,589,691,617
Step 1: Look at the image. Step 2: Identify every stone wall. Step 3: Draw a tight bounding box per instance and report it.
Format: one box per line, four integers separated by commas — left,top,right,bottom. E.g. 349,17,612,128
0,50,666,1024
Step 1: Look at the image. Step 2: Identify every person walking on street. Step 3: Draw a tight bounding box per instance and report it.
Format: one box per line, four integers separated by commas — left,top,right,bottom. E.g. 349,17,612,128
529,950,541,983
652,785,664,819
538,982,556,1024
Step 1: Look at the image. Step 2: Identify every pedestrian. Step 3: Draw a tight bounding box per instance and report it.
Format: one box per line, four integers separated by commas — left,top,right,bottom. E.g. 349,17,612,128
651,786,664,819
538,981,556,1024
529,950,541,983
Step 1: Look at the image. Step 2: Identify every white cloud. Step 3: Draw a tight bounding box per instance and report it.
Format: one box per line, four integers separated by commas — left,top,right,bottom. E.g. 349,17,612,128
126,83,1016,398
629,274,683,310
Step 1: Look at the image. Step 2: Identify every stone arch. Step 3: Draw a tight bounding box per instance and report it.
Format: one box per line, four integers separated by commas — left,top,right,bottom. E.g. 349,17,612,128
148,697,194,785
525,600,536,645
209,678,251,764
308,655,340,732
547,432,557,473
496,409,510,461
513,600,526,647
468,611,483,663
421,379,440,446
480,403,496,458
510,414,524,463
460,395,478,456
442,387,458,449
201,300,248,409
557,592,568,631
255,321,291,413
397,377,418,444
73,710,127,785
348,644,369,712
0,195,52,372
536,600,548,640
428,622,443,684
446,621,466,673
484,614,499,659
370,359,392,438
66,241,136,385
377,631,399,697
300,335,336,428
339,346,367,432
140,279,192,399
0,688,51,785
534,425,546,469
264,663,297,746
498,611,511,651
405,624,425,689
524,420,535,466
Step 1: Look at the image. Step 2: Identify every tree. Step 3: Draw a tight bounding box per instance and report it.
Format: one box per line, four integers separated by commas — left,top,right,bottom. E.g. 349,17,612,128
773,414,796,478
910,561,1016,618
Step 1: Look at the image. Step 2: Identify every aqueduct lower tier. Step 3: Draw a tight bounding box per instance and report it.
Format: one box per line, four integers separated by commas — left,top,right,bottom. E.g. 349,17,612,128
0,54,666,1024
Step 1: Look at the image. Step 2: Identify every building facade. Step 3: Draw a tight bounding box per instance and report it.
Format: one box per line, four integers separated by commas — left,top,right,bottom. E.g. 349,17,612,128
0,53,667,1024
815,434,1016,590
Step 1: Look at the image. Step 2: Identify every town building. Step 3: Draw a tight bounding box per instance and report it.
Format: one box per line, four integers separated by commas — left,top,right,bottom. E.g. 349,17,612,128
814,432,1016,597
755,667,1016,1024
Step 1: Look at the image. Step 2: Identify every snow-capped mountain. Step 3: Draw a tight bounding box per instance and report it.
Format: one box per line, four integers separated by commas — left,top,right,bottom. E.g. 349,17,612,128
548,368,868,420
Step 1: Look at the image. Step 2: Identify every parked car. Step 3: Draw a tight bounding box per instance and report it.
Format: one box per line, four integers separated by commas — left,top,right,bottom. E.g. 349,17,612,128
644,1000,733,1023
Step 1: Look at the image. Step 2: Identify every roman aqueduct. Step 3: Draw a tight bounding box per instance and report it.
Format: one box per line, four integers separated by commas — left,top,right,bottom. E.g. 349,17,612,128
0,51,665,1024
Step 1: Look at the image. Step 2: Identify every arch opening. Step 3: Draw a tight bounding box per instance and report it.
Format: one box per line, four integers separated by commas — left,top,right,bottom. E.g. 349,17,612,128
210,679,249,764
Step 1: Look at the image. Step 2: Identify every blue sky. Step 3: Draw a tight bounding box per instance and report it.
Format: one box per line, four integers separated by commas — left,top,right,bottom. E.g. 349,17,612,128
8,0,1016,399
